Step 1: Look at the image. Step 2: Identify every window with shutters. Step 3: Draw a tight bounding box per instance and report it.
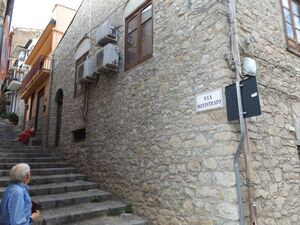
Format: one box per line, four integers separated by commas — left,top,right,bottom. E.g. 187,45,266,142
281,0,300,54
125,0,153,70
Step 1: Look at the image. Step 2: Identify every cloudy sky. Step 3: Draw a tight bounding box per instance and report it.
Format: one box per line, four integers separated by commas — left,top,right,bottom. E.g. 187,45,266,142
11,0,83,29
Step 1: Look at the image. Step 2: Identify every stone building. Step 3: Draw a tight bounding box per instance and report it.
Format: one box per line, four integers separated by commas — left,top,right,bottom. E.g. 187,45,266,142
48,0,300,225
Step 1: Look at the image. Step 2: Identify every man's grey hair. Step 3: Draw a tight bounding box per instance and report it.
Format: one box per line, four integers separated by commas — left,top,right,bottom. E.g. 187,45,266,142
9,163,31,182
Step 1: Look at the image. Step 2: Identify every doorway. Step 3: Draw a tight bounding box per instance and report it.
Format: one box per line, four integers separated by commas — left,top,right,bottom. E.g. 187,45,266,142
35,89,45,133
55,89,63,146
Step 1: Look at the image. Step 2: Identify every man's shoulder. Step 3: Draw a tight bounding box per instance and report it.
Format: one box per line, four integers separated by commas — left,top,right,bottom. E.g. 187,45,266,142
5,184,24,194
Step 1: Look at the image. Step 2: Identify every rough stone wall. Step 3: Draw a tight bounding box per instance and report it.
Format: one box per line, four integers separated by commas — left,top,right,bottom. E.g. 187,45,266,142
236,0,300,225
48,0,299,225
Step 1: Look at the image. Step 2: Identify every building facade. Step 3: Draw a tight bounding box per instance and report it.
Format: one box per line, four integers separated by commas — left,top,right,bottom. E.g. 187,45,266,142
21,4,76,144
1,28,42,125
0,0,7,52
0,0,14,82
48,0,300,225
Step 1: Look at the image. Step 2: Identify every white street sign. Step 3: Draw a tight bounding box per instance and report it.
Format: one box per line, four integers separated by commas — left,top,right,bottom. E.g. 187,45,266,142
196,89,223,112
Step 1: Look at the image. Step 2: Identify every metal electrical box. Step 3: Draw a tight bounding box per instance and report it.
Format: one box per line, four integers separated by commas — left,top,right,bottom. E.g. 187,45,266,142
296,120,300,146
225,77,261,121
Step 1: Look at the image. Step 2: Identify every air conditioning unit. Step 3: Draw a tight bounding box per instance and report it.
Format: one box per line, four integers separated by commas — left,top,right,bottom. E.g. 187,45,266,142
96,21,117,46
94,43,119,74
77,58,97,83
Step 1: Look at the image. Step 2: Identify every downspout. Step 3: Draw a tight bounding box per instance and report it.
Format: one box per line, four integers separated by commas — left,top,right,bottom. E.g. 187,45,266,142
228,1,257,225
228,0,245,225
46,55,55,147
83,0,93,122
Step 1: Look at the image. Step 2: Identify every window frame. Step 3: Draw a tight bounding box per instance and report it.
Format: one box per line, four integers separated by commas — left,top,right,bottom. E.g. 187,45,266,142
281,0,300,55
74,51,89,97
125,0,153,71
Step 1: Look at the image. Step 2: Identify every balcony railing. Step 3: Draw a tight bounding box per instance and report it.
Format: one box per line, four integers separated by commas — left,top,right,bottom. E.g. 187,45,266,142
21,56,51,93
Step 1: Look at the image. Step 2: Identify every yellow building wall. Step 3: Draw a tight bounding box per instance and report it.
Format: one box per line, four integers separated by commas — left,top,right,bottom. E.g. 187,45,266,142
22,4,76,131
24,78,49,127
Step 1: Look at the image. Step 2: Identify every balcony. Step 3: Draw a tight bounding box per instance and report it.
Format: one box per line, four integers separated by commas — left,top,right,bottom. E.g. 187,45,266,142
7,77,22,91
21,56,51,99
6,69,24,91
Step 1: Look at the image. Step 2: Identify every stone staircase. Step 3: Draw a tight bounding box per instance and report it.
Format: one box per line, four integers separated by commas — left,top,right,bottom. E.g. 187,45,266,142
0,121,147,225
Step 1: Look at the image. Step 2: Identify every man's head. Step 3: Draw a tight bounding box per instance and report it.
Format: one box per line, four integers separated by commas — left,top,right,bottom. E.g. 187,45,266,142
9,163,31,184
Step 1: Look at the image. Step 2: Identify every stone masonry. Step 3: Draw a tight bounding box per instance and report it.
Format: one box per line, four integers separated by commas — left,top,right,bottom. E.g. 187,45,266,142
0,119,147,225
48,0,299,225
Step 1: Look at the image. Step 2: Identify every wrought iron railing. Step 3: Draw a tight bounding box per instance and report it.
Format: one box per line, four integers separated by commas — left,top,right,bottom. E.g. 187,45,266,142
21,56,51,93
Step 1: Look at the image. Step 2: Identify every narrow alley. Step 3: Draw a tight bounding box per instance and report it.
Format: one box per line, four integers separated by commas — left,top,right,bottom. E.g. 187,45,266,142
0,119,147,225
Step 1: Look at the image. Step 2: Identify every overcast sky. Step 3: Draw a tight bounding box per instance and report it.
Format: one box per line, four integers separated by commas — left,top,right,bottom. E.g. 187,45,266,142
11,0,83,29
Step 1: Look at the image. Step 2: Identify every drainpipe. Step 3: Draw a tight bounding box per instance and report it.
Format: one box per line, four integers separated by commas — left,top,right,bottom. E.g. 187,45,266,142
228,1,257,225
46,55,55,148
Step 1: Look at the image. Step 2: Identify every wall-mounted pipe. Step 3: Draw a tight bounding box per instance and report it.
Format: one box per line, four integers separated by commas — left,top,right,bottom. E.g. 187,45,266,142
228,0,245,225
228,0,257,225
234,80,246,225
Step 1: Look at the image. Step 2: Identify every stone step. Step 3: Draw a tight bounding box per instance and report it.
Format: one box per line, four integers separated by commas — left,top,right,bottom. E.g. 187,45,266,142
0,138,23,141
0,157,61,163
0,162,72,169
0,131,21,134
0,145,46,149
0,132,19,134
66,215,148,225
32,189,112,210
0,167,77,176
0,181,98,196
0,174,86,186
0,152,56,157
0,143,27,148
0,123,148,225
0,128,22,133
0,140,25,144
0,149,50,153
36,201,126,225
0,136,20,139
0,139,27,143
0,146,45,150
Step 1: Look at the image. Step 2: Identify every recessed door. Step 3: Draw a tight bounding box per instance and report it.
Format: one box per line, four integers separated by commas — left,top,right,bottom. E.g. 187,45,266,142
55,89,63,147
35,90,45,132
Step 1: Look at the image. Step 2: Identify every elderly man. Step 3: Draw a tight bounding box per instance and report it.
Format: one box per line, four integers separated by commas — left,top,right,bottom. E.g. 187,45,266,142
0,163,40,225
